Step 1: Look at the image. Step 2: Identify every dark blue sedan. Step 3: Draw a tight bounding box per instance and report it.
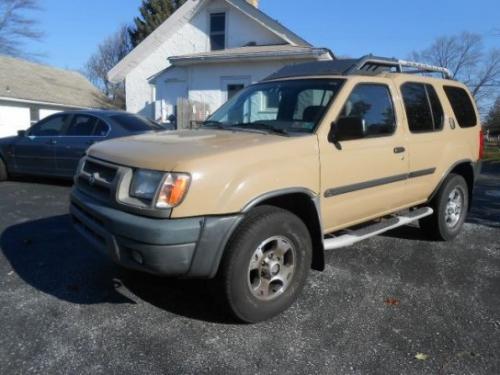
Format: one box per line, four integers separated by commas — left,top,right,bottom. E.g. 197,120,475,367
0,110,167,180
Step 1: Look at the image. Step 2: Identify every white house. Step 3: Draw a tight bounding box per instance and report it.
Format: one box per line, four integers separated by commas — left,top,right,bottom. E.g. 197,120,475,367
0,55,111,138
108,0,333,124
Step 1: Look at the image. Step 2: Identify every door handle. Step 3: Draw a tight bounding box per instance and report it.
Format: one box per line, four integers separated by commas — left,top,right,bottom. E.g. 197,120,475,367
47,139,57,145
86,140,95,145
393,147,406,154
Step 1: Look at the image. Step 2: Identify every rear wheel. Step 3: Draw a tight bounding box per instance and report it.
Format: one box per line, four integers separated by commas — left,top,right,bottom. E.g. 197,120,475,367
420,173,468,241
220,206,312,323
0,158,8,181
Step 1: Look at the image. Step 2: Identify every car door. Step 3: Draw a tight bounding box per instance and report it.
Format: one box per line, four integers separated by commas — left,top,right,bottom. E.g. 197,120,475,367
13,114,69,175
318,79,410,232
55,114,110,177
398,81,447,203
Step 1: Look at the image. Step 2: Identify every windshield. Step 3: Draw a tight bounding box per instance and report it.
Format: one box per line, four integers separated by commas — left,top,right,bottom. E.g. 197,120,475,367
205,79,344,135
111,114,165,132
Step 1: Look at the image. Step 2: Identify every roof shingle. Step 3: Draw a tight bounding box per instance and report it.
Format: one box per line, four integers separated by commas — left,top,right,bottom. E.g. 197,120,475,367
0,55,112,108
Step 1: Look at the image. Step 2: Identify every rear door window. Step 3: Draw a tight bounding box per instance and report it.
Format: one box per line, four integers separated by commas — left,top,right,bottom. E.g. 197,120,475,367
401,83,444,133
66,115,97,136
93,120,110,136
443,86,477,128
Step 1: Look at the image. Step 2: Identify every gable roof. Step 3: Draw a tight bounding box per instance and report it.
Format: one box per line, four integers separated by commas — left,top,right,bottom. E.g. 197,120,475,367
108,0,312,84
0,55,112,108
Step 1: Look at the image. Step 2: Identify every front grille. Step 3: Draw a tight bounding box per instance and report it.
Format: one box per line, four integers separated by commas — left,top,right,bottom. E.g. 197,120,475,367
83,160,116,184
77,158,120,201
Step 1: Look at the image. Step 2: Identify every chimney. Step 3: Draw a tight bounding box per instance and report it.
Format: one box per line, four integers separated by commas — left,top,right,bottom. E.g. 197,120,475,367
247,0,259,8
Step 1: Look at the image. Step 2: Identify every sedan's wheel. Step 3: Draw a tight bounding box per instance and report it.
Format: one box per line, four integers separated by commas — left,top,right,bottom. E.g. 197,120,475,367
0,158,8,181
420,173,469,241
220,206,312,323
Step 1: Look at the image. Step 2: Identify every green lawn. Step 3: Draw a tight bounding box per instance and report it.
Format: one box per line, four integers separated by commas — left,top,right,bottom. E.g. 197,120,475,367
484,145,500,161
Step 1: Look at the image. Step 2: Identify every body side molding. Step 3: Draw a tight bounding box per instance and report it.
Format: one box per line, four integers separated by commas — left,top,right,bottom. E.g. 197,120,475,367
324,168,436,198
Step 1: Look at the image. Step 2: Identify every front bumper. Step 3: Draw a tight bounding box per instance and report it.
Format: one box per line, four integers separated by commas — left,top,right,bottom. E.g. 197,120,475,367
70,188,242,278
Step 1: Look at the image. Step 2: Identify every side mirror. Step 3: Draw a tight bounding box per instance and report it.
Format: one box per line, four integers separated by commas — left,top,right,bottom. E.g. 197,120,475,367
17,130,27,137
328,117,367,143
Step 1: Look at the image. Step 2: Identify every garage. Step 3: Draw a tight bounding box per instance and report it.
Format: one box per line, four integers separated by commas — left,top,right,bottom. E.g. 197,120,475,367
0,55,112,138
0,104,30,138
39,108,62,120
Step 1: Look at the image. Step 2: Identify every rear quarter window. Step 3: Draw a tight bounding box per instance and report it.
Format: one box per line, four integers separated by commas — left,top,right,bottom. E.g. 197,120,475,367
443,86,478,128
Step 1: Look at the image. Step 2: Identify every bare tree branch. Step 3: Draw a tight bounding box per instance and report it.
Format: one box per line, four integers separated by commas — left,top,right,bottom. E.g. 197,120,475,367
410,32,500,113
84,25,132,109
0,0,43,58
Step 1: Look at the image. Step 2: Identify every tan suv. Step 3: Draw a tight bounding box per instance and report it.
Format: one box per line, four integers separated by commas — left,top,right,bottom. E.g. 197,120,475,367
70,56,483,323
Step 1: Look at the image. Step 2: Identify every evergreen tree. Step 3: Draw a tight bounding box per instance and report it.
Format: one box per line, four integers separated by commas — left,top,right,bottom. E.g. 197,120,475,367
129,0,186,47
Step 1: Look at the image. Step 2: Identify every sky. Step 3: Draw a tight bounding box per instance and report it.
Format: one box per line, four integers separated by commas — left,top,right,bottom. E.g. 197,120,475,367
24,0,500,71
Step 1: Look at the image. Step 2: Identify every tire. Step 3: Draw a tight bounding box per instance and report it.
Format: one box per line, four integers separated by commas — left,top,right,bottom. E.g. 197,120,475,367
0,157,7,182
220,205,312,323
420,173,468,241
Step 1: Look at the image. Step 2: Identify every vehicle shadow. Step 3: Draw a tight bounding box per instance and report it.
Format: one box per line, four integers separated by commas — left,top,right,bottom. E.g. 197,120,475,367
0,214,234,323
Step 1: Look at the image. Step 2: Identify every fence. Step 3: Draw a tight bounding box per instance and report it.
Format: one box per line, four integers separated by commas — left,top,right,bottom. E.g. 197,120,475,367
176,98,211,130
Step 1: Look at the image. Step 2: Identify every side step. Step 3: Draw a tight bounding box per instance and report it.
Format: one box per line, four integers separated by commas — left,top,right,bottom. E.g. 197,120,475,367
323,207,433,250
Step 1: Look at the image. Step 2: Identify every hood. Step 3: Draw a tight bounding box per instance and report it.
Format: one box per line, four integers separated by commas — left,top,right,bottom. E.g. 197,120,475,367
87,129,291,171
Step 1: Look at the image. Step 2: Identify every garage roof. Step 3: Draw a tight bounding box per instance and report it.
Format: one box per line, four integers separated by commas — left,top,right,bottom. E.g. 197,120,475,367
0,55,112,108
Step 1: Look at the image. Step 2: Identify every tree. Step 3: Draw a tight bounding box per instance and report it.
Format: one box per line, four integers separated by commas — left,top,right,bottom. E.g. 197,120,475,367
410,32,500,106
85,25,132,109
0,0,42,58
485,97,500,132
129,0,186,47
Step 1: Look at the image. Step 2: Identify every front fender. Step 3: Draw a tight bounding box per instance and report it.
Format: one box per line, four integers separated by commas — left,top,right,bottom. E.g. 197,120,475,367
171,135,320,218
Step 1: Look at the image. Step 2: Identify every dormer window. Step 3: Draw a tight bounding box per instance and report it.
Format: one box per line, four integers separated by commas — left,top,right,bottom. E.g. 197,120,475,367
210,13,226,50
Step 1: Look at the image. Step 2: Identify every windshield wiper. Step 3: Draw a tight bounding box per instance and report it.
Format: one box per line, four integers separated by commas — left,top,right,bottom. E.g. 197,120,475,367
231,123,290,136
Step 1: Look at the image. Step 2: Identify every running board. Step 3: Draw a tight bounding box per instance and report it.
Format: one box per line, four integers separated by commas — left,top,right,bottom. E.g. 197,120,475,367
323,207,434,250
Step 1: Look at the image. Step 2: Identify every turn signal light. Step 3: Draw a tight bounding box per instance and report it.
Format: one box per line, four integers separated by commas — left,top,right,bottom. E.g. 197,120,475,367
156,173,191,208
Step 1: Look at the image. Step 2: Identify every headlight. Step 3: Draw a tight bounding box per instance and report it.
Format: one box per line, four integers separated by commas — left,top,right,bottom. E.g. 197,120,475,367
129,170,191,209
130,170,164,200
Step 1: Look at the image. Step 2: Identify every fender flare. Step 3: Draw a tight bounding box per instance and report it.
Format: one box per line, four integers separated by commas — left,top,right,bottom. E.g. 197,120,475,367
242,187,326,271
428,159,477,202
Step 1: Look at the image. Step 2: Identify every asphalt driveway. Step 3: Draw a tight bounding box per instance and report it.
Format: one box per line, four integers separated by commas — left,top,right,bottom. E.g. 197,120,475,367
0,164,499,374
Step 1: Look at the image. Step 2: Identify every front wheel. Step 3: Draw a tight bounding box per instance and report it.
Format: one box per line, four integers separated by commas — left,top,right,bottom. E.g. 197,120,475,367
420,173,469,241
220,206,312,323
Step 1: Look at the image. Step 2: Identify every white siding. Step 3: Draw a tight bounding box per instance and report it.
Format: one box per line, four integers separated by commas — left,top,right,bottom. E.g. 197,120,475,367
125,0,284,117
0,105,30,138
187,60,287,114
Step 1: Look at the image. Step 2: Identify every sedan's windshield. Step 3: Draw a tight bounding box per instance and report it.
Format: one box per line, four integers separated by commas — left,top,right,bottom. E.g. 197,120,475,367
205,79,344,135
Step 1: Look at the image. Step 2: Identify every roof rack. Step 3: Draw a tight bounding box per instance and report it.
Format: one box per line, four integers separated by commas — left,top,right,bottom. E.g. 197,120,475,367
264,55,453,81
351,55,452,79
